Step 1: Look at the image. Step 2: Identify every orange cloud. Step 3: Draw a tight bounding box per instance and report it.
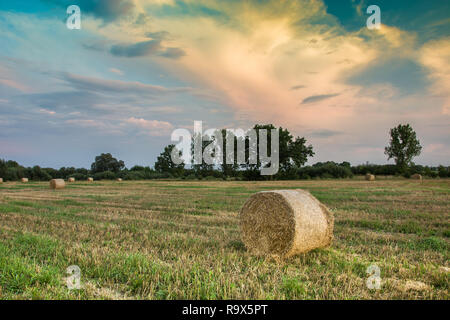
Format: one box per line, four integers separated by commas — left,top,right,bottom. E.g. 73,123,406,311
81,0,448,137
419,38,450,115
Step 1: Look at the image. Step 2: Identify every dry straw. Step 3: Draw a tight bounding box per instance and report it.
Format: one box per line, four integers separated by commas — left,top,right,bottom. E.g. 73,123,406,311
50,179,65,190
365,173,375,181
117,178,123,182
68,177,75,182
411,174,423,180
21,178,29,183
87,177,94,182
240,189,334,258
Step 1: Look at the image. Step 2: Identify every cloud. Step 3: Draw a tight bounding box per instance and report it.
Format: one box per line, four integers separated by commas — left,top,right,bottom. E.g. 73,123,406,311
76,0,444,139
64,118,125,136
110,40,162,57
109,68,124,75
82,41,110,52
0,65,31,93
14,91,102,114
135,12,151,25
66,119,106,128
301,93,340,104
159,47,186,59
132,0,380,128
424,143,446,154
0,79,30,92
39,108,56,115
62,73,171,95
146,31,171,40
125,117,173,136
309,129,343,138
419,38,450,114
149,106,182,113
109,39,185,59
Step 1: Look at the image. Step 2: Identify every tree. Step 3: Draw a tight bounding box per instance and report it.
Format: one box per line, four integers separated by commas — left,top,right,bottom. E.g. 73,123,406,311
190,133,217,178
91,153,125,174
385,124,422,173
288,136,314,169
243,124,314,178
154,145,185,177
219,129,240,178
0,159,6,179
31,166,51,181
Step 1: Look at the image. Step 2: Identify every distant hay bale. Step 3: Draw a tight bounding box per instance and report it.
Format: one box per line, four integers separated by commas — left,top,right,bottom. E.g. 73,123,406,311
50,179,65,190
240,189,334,258
68,177,75,182
116,178,123,182
411,174,422,180
21,178,29,183
87,177,94,182
365,173,375,181
0,178,3,183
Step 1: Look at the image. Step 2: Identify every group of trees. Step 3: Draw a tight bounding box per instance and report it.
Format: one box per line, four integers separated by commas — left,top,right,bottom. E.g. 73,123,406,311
153,124,315,180
0,155,168,182
1,124,448,181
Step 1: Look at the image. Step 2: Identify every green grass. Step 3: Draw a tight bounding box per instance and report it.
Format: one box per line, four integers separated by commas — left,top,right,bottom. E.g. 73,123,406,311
0,179,448,299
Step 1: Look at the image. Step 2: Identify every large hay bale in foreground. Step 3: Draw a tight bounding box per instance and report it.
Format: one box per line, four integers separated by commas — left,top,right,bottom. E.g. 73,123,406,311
87,177,94,182
240,190,334,258
365,173,375,181
21,178,29,183
68,177,75,183
411,174,422,180
50,179,65,190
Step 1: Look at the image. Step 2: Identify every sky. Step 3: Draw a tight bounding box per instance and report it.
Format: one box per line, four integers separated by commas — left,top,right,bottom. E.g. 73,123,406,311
0,0,449,169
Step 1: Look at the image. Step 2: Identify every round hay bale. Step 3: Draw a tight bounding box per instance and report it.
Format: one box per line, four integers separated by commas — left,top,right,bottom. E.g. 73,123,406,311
116,178,123,182
21,178,29,183
68,177,75,183
411,174,422,180
365,173,375,181
240,189,334,258
87,177,94,182
0,178,3,183
50,179,65,190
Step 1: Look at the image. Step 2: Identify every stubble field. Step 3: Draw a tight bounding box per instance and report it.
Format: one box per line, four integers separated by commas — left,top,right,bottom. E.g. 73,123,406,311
0,178,448,299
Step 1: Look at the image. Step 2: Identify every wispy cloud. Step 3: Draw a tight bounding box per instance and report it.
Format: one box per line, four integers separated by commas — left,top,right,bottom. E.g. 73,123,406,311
62,73,172,95
125,117,173,136
39,108,56,115
419,38,450,115
309,129,343,138
109,68,124,75
66,119,106,128
301,94,340,104
110,40,162,57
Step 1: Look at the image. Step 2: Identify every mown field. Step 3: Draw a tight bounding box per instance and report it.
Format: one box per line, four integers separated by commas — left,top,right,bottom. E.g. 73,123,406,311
0,178,448,299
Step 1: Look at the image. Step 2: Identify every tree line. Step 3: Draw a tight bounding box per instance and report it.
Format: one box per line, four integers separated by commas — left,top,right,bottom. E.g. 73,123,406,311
1,124,448,181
